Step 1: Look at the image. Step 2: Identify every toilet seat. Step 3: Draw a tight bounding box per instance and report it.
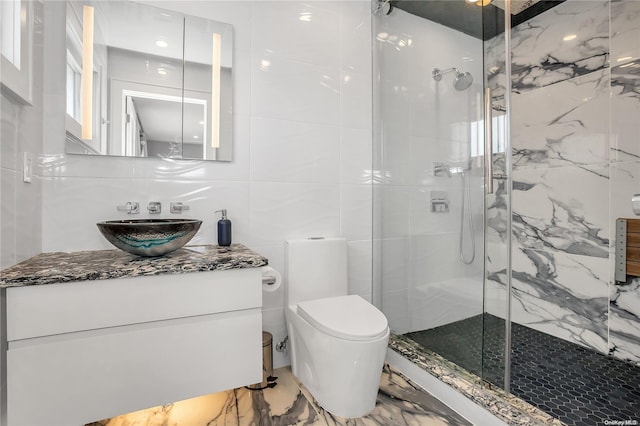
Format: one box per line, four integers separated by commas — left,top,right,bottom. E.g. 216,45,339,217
296,295,388,341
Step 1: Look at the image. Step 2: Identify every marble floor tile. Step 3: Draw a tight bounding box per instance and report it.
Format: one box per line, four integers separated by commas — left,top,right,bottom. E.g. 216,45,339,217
88,364,467,426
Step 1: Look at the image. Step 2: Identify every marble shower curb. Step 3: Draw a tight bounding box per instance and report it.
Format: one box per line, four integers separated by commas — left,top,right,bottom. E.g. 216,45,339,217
389,334,565,426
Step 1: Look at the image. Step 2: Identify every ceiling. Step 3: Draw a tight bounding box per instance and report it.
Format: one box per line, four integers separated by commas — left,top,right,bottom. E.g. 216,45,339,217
391,0,566,40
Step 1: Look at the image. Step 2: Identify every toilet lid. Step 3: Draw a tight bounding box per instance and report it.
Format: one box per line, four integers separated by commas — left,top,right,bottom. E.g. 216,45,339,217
297,295,389,341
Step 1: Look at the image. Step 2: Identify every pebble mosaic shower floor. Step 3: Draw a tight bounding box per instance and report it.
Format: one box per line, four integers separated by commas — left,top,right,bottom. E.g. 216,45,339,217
406,314,640,426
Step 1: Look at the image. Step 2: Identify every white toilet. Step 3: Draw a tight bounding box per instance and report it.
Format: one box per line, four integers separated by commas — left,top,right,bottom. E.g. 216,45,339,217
285,237,389,418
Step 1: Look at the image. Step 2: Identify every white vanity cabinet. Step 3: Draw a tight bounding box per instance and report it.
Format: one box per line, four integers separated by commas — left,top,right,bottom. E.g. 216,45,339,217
5,268,262,426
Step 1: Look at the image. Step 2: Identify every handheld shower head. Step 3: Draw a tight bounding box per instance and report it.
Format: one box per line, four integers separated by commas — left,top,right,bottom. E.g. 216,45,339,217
432,67,474,91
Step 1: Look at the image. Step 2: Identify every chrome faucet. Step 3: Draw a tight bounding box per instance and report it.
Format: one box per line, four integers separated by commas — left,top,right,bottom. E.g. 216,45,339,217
147,202,161,214
170,202,190,214
116,202,140,214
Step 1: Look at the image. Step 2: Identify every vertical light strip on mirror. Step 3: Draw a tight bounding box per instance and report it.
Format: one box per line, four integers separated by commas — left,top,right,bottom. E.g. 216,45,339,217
211,33,221,148
81,5,94,140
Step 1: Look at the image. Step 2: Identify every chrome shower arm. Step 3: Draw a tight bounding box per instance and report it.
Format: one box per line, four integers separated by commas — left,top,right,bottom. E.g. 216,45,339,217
432,67,460,81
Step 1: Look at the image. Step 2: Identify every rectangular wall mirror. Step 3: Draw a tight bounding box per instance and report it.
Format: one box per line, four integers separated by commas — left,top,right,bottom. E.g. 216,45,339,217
64,1,233,161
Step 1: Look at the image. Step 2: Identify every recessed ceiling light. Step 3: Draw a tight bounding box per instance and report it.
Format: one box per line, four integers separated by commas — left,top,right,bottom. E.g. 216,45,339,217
299,12,312,22
157,68,167,75
156,40,168,48
193,135,199,139
563,34,577,41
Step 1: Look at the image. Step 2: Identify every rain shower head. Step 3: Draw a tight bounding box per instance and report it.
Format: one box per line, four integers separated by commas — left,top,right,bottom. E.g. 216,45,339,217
432,67,474,91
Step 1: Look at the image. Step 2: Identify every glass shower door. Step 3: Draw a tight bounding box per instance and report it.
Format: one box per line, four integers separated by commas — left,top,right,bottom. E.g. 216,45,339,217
373,0,511,390
481,3,512,391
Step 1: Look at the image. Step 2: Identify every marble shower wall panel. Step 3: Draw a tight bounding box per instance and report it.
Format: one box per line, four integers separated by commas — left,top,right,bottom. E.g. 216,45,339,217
609,278,640,364
485,0,610,107
509,0,609,94
511,69,609,170
510,248,609,352
510,159,610,353
485,180,510,319
512,164,609,258
608,0,640,364
610,0,640,66
610,63,640,162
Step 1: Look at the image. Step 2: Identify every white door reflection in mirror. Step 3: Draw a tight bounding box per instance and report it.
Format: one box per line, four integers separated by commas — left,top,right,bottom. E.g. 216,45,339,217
123,92,207,159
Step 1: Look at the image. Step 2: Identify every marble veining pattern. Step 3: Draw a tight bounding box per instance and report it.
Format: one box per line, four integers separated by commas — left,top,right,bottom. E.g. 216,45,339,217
610,62,640,162
88,364,470,426
0,244,268,288
609,162,640,365
610,0,640,65
485,0,609,109
511,69,609,170
610,277,640,365
512,165,609,258
509,249,609,353
388,335,564,426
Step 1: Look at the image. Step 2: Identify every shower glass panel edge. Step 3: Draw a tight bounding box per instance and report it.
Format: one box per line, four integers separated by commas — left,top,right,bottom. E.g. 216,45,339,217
481,0,512,393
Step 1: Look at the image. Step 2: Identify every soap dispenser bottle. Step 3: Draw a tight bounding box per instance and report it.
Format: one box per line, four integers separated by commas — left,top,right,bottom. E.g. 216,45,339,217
215,209,232,246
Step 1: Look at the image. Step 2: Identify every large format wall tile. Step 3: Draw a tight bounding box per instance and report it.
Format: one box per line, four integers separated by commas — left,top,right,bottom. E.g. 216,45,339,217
248,182,340,246
610,63,640,162
610,277,640,364
610,0,640,65
250,53,340,125
609,159,640,364
512,164,609,258
509,0,609,93
251,1,340,69
486,0,609,99
250,117,340,184
511,248,609,353
511,69,609,170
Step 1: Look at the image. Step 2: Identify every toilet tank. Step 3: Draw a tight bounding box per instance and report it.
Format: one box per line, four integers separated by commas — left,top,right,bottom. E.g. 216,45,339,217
285,238,348,306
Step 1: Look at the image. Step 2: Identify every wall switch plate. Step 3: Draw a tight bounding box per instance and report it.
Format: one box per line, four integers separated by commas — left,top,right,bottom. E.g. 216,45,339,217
23,152,32,183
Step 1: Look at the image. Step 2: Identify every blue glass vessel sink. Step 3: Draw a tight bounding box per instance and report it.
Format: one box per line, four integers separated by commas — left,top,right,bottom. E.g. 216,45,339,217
97,219,202,257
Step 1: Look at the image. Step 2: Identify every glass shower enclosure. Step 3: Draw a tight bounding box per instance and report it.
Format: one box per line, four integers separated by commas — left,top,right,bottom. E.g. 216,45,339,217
375,2,640,424
372,0,511,390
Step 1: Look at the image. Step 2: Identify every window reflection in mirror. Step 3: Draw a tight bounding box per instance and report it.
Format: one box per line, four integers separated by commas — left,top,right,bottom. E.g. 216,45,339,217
64,1,233,161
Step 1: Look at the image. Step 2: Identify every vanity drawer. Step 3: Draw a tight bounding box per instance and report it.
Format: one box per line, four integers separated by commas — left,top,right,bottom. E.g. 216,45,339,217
6,268,261,341
7,308,262,426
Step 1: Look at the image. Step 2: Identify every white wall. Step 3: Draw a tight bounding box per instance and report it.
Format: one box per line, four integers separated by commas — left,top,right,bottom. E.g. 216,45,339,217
1,1,44,269
373,8,485,334
37,0,372,369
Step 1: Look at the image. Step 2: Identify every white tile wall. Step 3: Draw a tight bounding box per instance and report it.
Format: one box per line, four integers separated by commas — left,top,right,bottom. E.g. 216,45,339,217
0,2,45,269
11,0,374,371
373,7,485,334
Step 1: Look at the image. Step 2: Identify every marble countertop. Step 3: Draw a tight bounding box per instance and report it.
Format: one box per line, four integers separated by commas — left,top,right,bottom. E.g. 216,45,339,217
0,244,268,288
